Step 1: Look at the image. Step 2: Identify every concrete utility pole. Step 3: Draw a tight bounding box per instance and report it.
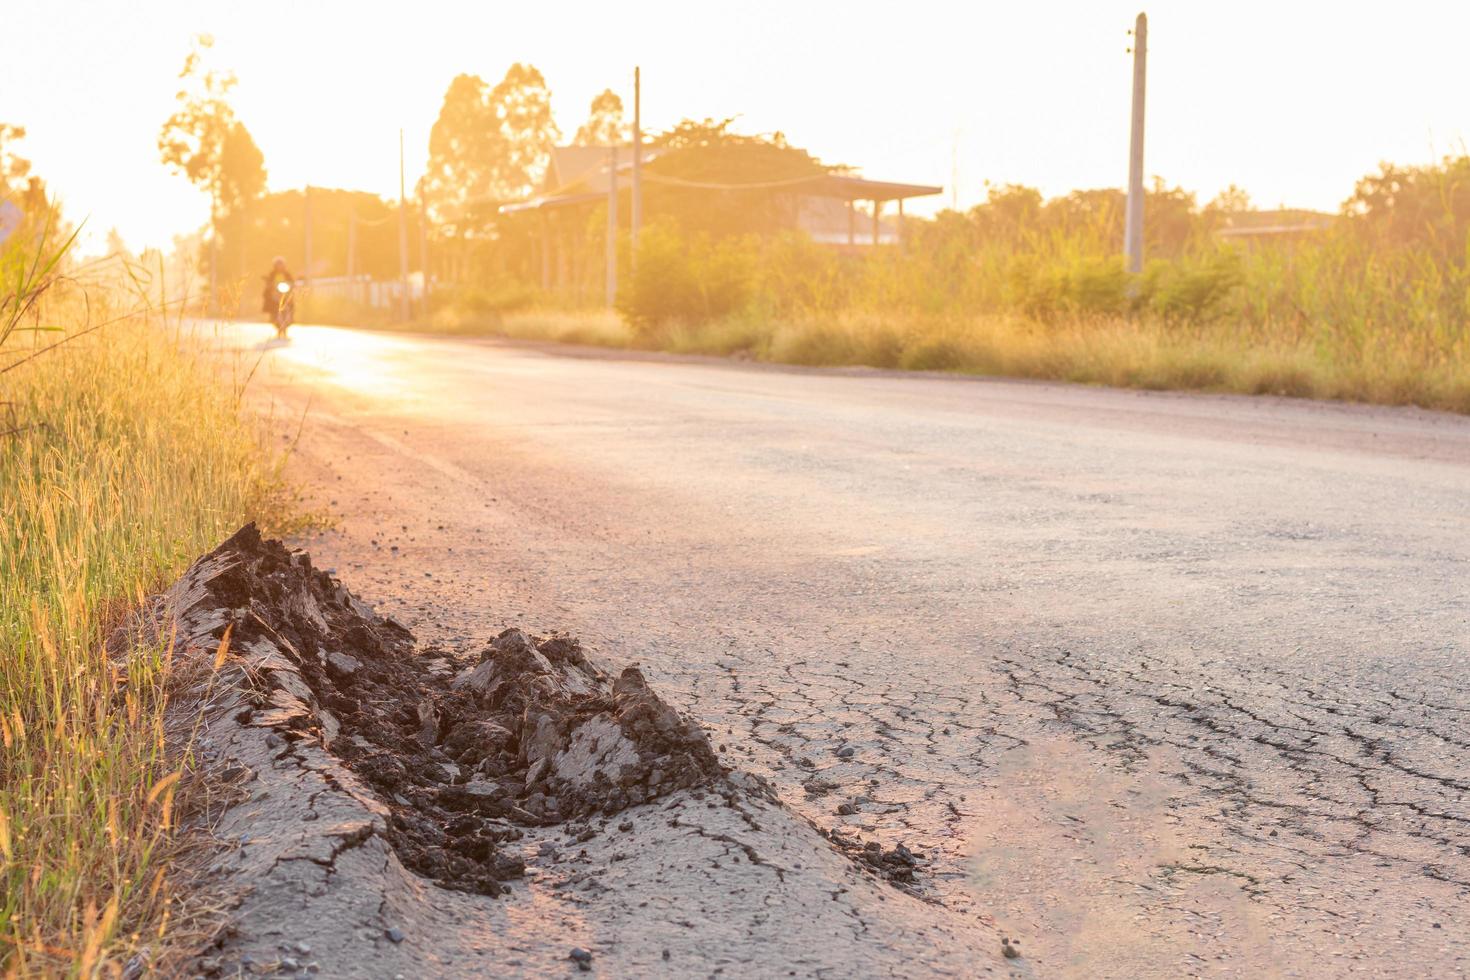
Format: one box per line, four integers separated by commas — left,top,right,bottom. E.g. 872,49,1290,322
208,197,218,317
419,185,430,310
346,211,356,300
1123,11,1148,274
303,185,313,289
605,144,618,307
631,67,642,273
398,128,410,321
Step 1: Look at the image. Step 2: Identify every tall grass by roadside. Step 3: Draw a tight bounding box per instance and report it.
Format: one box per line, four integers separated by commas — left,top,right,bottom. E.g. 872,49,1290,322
405,156,1470,414
414,306,1470,413
1,250,286,973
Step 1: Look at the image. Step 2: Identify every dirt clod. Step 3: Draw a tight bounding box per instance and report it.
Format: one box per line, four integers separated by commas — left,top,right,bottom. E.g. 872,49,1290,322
828,830,923,886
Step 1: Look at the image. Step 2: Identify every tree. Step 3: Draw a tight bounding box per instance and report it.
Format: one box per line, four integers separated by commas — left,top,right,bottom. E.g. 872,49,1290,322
158,35,266,218
421,74,501,229
420,64,560,232
214,187,410,282
574,89,626,147
218,122,266,211
1342,156,1470,253
970,184,1045,245
488,63,560,200
642,118,831,237
0,123,32,193
1206,184,1252,215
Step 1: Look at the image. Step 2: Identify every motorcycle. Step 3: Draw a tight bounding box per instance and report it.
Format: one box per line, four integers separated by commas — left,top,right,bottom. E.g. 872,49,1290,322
272,279,296,338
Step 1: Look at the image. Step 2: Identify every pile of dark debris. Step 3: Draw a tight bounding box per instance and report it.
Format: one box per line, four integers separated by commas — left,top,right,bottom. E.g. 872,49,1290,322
189,524,925,897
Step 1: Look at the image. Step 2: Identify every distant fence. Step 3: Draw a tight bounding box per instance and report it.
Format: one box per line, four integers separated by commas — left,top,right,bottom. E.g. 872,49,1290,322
306,274,426,309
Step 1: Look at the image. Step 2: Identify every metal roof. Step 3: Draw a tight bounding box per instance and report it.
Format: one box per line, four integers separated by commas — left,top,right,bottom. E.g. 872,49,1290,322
501,168,942,215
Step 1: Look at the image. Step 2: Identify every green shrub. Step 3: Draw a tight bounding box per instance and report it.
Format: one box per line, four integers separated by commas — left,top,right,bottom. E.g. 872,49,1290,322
900,335,967,371
1142,250,1243,323
618,224,754,333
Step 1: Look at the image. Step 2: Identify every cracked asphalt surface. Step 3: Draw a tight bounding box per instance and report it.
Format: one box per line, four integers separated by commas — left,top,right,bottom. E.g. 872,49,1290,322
234,322,1469,977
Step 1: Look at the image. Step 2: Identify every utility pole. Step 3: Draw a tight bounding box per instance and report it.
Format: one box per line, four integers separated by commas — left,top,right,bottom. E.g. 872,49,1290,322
398,128,410,321
208,196,218,317
631,66,642,274
1123,12,1148,274
950,131,959,211
303,185,313,289
605,144,618,307
418,184,430,310
346,211,357,302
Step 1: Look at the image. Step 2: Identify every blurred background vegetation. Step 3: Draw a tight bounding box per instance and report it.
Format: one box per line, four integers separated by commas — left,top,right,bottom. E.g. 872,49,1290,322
136,48,1470,412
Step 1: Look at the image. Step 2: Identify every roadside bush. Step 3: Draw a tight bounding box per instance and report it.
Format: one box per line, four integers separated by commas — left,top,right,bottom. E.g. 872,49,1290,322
899,335,967,371
1142,249,1244,323
1006,254,1130,318
619,223,754,334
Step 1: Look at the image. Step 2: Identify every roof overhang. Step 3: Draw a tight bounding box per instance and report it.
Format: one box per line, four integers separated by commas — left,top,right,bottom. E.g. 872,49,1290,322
499,172,943,215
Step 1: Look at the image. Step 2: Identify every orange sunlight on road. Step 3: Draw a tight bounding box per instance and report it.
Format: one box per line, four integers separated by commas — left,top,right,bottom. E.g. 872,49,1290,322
265,326,419,402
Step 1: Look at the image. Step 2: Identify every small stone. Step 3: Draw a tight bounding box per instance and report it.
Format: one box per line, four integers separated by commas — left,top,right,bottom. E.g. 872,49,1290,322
662,950,671,960
569,947,593,969
281,957,299,971
836,746,856,758
294,942,311,955
385,927,405,944
1002,939,1021,959
325,651,362,678
618,821,633,832
836,802,857,816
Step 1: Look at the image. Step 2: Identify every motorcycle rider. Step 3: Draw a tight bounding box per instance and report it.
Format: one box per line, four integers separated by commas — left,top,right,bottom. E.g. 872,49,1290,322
261,256,295,316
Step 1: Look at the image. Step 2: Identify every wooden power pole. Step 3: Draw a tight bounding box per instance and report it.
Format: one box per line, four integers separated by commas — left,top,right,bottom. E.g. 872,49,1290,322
1123,12,1148,274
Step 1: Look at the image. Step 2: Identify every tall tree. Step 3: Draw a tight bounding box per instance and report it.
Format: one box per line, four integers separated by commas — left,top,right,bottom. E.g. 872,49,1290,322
421,73,501,228
421,64,560,232
488,63,560,200
158,35,266,219
574,89,626,147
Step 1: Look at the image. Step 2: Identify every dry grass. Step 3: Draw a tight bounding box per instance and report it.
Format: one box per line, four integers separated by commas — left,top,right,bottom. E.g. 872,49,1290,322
414,307,1470,414
0,287,287,973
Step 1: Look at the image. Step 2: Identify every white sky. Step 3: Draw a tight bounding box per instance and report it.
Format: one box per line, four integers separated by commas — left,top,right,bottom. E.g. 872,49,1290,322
3,0,1467,253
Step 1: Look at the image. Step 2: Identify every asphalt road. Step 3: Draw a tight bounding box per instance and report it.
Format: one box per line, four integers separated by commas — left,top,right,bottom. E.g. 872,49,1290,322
241,323,1469,977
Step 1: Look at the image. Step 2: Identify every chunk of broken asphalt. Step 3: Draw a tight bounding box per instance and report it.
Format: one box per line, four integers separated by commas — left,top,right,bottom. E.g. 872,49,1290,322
186,524,726,899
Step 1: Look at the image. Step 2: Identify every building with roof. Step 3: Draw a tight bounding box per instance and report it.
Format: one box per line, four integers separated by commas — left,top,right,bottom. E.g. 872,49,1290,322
1214,208,1336,241
502,144,941,300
